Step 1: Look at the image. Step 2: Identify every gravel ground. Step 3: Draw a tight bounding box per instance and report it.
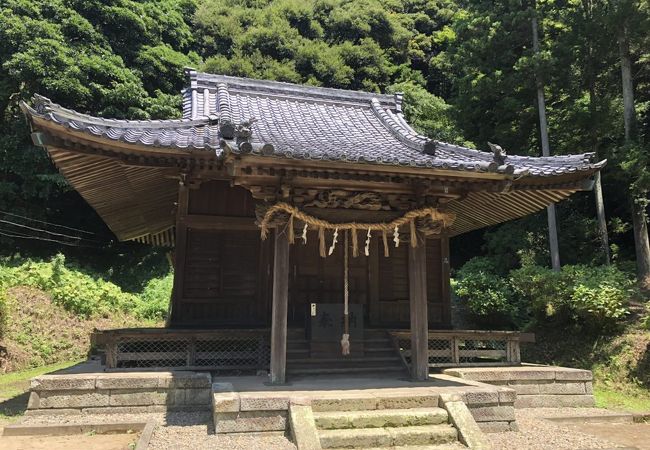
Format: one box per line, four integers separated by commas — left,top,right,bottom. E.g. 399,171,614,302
486,408,632,450
19,407,640,449
22,411,297,450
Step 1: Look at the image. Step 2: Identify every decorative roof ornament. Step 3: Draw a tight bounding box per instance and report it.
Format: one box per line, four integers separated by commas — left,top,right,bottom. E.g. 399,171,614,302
488,142,507,165
33,94,52,114
233,117,257,153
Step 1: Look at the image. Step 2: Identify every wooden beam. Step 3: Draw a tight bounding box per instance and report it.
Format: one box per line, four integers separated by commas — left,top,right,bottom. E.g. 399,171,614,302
368,239,380,327
184,214,258,230
270,228,290,384
408,231,429,381
170,180,189,325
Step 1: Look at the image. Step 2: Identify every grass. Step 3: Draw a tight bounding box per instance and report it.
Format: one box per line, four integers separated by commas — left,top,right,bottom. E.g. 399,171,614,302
594,385,650,413
0,360,80,423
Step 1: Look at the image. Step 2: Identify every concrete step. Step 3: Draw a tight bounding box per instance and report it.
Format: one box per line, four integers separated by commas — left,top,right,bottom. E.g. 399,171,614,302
319,424,458,448
314,408,448,429
287,366,406,376
289,356,401,364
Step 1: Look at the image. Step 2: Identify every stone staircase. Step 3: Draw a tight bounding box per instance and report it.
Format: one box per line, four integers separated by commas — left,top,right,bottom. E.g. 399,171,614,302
311,397,459,449
287,328,406,376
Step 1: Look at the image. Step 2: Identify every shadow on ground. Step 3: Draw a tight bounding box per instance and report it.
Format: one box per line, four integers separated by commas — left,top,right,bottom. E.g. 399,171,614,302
0,392,29,418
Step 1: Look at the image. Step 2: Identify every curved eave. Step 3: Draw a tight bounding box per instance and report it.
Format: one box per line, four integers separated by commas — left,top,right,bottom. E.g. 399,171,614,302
26,111,219,160
447,189,580,236
230,153,603,186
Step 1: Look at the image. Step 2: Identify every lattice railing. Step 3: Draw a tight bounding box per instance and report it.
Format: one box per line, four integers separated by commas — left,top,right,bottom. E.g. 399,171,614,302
389,330,521,368
93,329,270,372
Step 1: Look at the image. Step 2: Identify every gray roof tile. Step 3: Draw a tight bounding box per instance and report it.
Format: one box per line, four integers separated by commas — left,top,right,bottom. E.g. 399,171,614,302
23,73,606,178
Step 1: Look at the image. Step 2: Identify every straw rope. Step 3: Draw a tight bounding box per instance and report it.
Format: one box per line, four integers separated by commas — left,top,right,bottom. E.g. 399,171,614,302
260,202,455,244
341,230,350,356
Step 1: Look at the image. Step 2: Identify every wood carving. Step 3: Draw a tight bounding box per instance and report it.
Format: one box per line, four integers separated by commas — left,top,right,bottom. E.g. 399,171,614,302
304,190,386,210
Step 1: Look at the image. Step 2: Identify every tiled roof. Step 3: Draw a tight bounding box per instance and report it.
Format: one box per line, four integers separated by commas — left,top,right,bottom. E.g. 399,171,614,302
23,71,605,178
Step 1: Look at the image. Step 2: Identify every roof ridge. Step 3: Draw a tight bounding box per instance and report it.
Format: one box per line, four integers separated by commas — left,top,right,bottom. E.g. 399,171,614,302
370,98,429,153
185,69,397,107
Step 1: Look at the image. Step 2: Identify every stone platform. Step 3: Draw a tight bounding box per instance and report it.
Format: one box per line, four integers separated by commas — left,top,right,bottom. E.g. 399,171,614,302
443,364,594,408
25,361,596,449
28,371,212,415
211,373,517,436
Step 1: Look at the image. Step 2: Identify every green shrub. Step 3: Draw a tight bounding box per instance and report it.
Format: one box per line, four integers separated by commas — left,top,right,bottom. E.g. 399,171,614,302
569,266,631,329
457,257,634,332
510,263,633,330
136,273,173,320
510,264,574,320
0,254,170,320
454,257,517,326
0,288,7,338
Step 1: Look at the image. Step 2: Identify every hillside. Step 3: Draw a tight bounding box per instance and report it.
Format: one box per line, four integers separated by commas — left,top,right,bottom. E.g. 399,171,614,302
0,286,161,373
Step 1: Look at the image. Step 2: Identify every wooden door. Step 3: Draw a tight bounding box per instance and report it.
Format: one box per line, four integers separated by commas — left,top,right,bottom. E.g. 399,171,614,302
289,231,368,326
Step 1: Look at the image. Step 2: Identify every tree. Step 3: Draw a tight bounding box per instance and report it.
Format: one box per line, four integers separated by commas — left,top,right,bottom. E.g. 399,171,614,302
609,0,650,290
0,0,198,252
530,2,561,271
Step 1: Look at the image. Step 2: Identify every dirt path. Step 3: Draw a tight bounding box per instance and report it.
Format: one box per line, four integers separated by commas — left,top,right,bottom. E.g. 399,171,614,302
0,433,138,450
566,422,650,450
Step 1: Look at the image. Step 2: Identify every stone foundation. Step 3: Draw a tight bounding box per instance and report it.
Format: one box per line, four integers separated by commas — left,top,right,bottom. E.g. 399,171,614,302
28,372,212,414
443,365,594,409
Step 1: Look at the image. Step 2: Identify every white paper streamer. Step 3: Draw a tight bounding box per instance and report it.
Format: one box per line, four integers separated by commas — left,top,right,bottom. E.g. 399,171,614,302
301,223,308,244
364,229,371,256
393,225,400,247
328,228,339,255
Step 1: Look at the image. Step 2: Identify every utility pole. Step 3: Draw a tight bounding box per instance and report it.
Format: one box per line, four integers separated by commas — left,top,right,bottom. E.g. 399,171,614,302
531,7,561,271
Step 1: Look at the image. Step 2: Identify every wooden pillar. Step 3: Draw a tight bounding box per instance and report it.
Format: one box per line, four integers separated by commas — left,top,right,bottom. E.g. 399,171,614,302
270,228,290,384
170,180,189,325
409,231,429,381
440,236,451,326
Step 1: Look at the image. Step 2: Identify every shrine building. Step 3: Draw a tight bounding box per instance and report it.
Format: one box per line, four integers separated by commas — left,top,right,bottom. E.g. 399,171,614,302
21,71,604,383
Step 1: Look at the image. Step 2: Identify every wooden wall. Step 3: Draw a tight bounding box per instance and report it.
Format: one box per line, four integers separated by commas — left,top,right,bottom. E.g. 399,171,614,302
171,181,451,329
171,181,269,327
374,238,450,328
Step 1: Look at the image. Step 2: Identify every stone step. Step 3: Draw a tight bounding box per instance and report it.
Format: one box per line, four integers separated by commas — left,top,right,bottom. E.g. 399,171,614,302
319,424,458,448
330,446,464,450
330,442,467,450
314,408,448,429
311,393,439,412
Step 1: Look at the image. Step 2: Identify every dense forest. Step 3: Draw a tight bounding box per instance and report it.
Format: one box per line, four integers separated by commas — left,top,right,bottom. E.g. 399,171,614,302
0,1,649,401
0,0,648,290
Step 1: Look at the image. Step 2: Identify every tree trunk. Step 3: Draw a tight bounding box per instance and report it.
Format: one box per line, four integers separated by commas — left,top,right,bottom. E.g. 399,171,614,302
531,9,561,271
618,19,650,290
582,0,610,264
594,172,611,265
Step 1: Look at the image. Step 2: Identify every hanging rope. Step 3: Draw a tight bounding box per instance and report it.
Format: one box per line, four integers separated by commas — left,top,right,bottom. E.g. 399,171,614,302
341,230,350,356
259,202,455,256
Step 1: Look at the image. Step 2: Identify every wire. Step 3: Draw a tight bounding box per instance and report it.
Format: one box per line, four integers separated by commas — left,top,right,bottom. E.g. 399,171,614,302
0,219,105,244
0,228,106,248
0,210,100,236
